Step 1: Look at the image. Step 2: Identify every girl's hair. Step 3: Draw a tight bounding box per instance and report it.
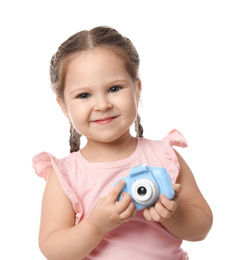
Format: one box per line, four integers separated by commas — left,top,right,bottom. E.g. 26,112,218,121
50,26,143,153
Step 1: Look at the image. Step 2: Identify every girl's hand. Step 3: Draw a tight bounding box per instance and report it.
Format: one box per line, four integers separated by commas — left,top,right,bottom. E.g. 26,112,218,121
143,184,181,222
87,180,136,235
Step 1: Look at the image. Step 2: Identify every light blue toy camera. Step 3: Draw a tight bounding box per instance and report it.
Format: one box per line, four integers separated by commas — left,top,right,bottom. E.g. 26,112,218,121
115,165,175,211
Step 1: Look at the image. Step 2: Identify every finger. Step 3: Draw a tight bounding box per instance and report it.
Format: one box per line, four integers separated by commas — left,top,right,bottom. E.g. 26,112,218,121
120,200,136,220
159,194,177,212
143,208,153,222
155,200,173,219
116,192,133,212
149,206,162,222
108,180,125,202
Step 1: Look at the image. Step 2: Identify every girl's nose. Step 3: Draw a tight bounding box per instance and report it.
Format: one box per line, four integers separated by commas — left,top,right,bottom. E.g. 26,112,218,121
94,96,113,112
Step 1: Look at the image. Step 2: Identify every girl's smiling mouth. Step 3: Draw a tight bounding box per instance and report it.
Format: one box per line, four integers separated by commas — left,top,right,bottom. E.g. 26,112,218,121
92,116,118,125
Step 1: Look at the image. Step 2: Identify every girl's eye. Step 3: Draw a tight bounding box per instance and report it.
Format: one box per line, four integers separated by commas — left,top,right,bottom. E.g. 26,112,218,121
109,86,121,93
77,93,91,99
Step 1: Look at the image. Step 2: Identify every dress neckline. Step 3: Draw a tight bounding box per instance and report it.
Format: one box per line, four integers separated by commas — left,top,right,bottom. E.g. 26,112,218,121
74,138,145,169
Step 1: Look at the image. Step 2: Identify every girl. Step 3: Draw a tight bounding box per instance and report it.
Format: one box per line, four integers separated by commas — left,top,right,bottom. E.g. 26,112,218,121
33,26,212,260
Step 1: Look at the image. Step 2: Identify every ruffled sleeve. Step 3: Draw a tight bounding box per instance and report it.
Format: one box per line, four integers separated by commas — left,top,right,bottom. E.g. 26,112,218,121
162,129,188,183
32,152,83,224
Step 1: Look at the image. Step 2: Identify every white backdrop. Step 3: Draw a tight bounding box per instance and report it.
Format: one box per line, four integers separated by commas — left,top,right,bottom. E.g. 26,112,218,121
1,0,245,259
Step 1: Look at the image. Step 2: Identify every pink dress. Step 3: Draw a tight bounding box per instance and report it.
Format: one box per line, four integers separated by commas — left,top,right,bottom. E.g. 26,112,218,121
33,129,189,260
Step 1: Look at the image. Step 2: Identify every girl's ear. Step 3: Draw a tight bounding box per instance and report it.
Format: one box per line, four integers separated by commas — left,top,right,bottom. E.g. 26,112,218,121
56,97,71,121
136,79,142,105
137,79,142,93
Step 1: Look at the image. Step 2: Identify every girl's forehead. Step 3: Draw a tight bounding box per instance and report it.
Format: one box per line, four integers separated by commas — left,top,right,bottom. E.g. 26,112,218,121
64,48,134,91
70,48,125,65
66,49,129,78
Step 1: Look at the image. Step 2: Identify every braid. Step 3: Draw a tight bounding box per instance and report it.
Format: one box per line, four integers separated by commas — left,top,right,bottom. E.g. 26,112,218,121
134,113,144,138
69,123,82,153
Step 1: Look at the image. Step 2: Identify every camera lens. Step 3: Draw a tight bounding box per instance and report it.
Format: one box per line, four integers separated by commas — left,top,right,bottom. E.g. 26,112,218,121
131,178,159,207
137,186,147,196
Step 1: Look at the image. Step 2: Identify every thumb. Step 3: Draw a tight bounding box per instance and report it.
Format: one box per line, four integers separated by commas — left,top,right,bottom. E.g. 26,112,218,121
108,180,125,202
173,183,182,194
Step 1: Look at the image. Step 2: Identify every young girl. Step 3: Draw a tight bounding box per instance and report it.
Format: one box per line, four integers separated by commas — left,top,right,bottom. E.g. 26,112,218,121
33,26,212,260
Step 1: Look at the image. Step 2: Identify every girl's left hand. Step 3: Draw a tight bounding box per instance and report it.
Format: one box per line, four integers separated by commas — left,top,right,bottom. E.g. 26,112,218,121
143,184,182,222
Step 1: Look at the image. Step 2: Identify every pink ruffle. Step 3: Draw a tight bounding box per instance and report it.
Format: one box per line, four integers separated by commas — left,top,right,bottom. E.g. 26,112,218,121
162,129,188,183
32,152,83,224
181,251,189,260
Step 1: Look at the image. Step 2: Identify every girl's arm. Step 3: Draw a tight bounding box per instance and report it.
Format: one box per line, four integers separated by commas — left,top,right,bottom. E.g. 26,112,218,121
39,169,135,260
143,150,213,241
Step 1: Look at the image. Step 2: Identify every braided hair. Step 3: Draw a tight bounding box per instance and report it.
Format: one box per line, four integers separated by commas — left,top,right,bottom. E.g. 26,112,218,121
50,26,143,153
134,113,144,138
69,123,82,153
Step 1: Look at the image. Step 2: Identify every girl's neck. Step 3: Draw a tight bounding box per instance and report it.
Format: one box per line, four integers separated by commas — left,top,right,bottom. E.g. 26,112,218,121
80,132,138,163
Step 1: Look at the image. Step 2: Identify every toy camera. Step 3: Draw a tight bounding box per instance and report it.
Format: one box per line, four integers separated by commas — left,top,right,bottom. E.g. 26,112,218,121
114,165,175,211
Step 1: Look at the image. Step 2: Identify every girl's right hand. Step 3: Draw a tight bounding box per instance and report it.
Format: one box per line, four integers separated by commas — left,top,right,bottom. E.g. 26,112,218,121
87,180,136,235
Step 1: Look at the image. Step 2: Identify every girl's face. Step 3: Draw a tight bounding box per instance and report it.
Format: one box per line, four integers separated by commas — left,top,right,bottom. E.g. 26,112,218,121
60,48,141,144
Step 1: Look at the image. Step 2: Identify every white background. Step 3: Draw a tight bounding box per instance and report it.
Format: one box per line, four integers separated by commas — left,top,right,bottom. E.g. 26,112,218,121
1,0,245,259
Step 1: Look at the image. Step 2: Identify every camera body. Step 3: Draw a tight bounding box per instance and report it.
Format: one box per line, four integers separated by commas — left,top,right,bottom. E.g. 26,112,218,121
115,165,175,211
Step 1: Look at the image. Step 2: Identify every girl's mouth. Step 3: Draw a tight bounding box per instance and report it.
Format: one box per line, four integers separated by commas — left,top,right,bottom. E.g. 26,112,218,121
92,116,118,125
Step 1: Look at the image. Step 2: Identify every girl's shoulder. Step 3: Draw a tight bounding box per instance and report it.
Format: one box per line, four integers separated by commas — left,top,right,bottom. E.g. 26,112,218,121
162,129,188,148
142,129,188,157
142,129,187,146
32,151,83,224
140,129,188,183
32,151,81,181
